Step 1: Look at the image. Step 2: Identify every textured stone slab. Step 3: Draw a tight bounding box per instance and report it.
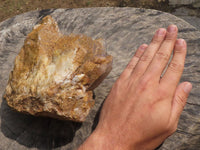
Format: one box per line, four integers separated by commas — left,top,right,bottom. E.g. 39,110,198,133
171,7,200,31
0,8,200,150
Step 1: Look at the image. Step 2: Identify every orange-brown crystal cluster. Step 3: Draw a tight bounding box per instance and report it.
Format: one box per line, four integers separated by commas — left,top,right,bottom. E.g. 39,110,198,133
4,16,112,122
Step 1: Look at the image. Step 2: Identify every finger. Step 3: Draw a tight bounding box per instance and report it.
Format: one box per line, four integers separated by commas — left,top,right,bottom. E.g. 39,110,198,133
120,44,148,79
170,82,192,124
160,39,187,94
144,25,178,79
131,28,166,79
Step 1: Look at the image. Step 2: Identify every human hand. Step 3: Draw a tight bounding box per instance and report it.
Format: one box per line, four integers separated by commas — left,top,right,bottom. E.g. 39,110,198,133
78,25,192,150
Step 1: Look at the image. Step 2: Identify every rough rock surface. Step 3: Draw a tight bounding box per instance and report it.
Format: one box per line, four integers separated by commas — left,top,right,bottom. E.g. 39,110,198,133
3,15,113,122
171,7,200,31
0,8,200,150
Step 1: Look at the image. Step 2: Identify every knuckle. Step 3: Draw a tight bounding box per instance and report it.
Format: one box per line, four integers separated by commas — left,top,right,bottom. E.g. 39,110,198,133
174,47,186,54
158,88,169,99
155,51,170,61
114,78,130,92
126,63,135,70
140,54,152,62
151,35,163,44
175,94,186,107
139,76,152,90
134,53,141,59
135,50,144,58
168,62,184,73
164,37,175,42
165,33,176,42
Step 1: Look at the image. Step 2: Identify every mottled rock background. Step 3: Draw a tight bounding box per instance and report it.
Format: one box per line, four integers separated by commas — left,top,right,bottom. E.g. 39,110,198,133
0,8,200,150
169,0,200,7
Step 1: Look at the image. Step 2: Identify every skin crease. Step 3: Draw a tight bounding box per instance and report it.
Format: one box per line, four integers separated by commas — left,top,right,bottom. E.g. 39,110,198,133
78,25,192,150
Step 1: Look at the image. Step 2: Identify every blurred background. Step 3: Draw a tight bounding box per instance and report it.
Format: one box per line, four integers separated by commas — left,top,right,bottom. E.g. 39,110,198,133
0,0,199,29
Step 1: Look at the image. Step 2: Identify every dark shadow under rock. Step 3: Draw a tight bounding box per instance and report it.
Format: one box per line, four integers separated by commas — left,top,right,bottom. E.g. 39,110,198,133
1,96,82,149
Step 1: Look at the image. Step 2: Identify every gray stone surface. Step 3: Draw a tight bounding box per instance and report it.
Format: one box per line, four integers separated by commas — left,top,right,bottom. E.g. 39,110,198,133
168,0,200,31
174,15,200,31
0,8,200,150
172,7,200,31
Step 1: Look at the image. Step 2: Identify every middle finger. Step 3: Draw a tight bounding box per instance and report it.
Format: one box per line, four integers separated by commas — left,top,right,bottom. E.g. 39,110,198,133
144,25,178,80
130,28,166,79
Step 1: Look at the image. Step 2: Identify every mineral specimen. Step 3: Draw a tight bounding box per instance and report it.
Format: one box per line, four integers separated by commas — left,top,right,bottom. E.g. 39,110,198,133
4,15,113,122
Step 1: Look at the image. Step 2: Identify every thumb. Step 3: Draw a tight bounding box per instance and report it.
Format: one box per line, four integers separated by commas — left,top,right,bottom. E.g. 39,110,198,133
171,82,192,123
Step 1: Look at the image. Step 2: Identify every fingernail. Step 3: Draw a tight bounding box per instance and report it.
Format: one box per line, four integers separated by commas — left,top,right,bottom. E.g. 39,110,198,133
176,39,185,46
140,44,148,50
167,25,177,33
183,82,192,93
156,28,166,36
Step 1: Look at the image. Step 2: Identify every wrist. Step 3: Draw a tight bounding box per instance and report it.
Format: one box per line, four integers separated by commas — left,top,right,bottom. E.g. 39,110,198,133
78,128,136,150
78,129,111,150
